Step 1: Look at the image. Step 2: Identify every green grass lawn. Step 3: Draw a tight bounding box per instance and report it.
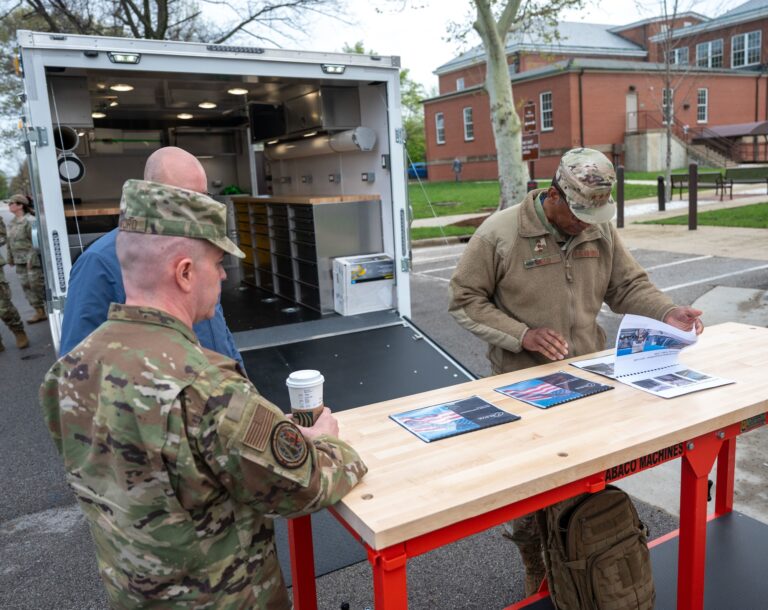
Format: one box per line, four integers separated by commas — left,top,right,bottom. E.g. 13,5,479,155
641,202,768,227
409,180,658,219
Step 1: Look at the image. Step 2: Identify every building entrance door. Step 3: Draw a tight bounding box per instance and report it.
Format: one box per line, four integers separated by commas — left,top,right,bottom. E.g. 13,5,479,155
626,92,638,133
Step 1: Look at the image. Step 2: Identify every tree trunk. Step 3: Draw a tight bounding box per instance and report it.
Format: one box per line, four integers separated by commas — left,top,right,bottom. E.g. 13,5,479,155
474,0,528,210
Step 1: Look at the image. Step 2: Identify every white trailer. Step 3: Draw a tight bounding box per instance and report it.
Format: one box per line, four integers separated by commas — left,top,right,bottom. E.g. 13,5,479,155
15,30,473,417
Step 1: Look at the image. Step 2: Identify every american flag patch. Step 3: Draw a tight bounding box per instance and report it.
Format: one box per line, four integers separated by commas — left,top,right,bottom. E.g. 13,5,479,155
242,404,274,452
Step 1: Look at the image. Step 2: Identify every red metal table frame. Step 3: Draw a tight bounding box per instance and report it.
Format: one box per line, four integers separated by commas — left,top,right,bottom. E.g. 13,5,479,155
287,412,766,610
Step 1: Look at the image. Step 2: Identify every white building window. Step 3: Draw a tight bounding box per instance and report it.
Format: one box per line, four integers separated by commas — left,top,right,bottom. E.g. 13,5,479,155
696,39,723,67
662,88,674,124
456,77,465,91
463,107,474,141
732,31,761,67
668,47,689,64
435,112,445,144
540,91,553,131
697,88,708,123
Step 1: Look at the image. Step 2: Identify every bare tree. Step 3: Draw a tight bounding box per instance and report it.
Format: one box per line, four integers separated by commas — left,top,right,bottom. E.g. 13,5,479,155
455,0,586,210
5,0,346,43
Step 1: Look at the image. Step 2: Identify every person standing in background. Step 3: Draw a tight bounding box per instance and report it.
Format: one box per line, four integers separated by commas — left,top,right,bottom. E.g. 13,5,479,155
0,214,30,351
6,194,47,324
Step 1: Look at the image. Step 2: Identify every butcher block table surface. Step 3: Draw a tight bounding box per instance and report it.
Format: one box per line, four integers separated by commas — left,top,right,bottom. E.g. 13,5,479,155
332,322,768,551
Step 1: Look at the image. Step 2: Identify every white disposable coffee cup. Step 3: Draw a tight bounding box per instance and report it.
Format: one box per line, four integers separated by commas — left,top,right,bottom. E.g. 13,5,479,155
286,370,325,426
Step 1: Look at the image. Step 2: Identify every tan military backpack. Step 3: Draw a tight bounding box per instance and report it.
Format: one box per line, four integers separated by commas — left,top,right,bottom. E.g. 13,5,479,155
537,485,656,609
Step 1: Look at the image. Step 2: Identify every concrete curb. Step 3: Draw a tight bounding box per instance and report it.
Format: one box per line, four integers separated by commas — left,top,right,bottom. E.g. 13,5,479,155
412,236,469,248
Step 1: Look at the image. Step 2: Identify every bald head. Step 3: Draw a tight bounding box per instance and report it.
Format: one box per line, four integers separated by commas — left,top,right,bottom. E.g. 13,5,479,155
144,146,207,193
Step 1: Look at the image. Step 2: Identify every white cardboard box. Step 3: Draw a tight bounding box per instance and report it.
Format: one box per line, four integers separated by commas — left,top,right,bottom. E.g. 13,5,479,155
333,253,394,315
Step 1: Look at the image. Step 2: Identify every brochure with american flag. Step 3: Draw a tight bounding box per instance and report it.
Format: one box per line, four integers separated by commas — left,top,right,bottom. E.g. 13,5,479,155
495,371,613,409
390,395,520,443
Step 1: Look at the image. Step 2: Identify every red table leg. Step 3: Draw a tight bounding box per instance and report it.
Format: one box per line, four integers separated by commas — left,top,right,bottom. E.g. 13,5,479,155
370,544,408,610
714,437,736,516
288,515,318,610
677,433,722,610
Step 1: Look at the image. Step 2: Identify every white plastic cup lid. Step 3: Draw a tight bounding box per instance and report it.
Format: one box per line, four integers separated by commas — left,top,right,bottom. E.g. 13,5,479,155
286,370,324,388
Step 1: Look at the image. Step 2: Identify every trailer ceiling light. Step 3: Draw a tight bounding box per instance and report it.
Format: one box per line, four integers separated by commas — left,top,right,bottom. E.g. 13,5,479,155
109,101,119,107
303,131,318,137
198,101,217,109
177,113,194,120
91,112,106,119
267,139,279,145
109,83,134,92
108,52,141,64
322,64,346,74
227,87,249,95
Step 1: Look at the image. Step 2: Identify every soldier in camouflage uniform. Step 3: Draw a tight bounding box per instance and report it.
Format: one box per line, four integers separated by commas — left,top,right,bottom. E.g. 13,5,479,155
7,194,47,324
449,148,704,597
0,215,29,351
40,179,368,609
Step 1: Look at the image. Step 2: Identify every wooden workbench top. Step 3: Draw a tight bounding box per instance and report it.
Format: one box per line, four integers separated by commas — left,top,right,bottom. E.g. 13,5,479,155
62,202,121,217
232,194,381,205
332,322,768,550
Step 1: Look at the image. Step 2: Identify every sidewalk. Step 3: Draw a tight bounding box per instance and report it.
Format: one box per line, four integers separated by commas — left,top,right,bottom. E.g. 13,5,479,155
412,183,768,260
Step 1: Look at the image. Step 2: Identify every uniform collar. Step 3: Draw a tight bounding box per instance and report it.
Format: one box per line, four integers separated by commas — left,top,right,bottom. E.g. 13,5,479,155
519,188,601,243
107,304,199,345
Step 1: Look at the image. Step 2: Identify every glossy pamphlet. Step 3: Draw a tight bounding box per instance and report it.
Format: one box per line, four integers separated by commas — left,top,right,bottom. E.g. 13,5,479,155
572,314,733,398
495,371,613,409
390,395,520,443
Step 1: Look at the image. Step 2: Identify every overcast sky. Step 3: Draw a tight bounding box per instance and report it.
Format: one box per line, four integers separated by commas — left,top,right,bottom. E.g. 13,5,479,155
293,0,743,90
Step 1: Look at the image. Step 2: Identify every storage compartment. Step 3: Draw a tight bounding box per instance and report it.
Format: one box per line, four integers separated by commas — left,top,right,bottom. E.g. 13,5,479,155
296,259,318,286
293,241,316,262
273,253,293,277
284,87,361,135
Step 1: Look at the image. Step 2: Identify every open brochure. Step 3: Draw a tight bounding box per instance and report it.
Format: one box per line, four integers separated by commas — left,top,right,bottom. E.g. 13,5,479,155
390,395,520,443
572,314,733,399
495,371,613,409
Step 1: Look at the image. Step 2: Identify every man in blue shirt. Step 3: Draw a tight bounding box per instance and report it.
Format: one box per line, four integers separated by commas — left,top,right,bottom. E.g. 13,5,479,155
59,147,245,371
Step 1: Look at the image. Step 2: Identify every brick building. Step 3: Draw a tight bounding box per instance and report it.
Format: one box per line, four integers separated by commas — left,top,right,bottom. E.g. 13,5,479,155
424,0,768,181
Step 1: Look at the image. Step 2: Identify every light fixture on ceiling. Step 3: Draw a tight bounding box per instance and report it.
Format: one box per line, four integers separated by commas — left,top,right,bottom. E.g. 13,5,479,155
267,139,279,145
177,113,194,120
227,87,248,95
303,131,318,138
110,83,133,92
108,52,141,64
92,111,106,119
109,101,119,107
96,83,107,90
321,64,346,74
198,101,217,109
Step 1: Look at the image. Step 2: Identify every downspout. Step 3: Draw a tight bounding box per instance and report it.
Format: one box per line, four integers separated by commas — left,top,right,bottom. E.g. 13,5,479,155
578,68,585,147
756,72,760,121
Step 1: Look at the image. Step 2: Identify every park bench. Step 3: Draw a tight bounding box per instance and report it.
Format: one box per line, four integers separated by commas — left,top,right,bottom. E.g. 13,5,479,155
723,166,768,194
669,172,732,201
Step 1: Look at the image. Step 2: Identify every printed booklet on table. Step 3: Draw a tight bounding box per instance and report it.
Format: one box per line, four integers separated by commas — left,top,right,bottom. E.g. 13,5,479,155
495,371,613,409
571,313,733,398
390,395,520,443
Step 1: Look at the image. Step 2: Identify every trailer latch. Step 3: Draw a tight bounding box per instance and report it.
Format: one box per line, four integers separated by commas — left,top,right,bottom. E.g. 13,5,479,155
27,127,49,147
400,257,411,272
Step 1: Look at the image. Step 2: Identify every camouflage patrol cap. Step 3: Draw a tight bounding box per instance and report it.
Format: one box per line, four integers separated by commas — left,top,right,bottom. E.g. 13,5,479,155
554,148,616,224
10,193,30,205
119,179,245,258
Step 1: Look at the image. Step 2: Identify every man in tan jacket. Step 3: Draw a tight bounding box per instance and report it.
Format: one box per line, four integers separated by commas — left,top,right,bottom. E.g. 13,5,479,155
449,147,703,596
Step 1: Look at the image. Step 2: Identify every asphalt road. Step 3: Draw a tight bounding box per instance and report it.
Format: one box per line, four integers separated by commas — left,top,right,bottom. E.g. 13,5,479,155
2,231,767,609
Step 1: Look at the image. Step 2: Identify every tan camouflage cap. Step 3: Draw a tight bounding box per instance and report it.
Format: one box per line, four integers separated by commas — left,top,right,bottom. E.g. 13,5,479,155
119,179,245,259
554,148,616,224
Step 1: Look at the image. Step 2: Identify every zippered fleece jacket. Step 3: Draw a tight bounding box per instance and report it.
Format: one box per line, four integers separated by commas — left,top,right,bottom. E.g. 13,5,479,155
449,189,677,373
